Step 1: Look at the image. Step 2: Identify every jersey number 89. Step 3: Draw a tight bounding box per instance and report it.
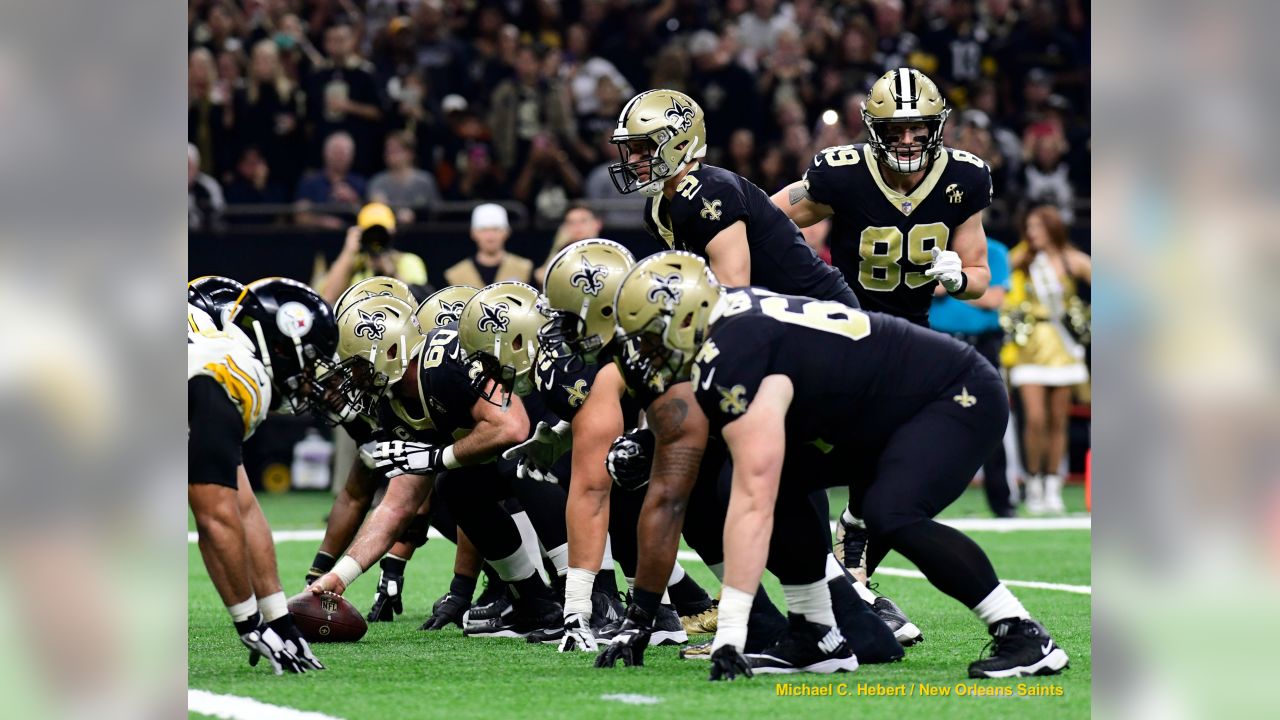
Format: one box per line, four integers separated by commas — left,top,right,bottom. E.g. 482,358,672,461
858,222,950,292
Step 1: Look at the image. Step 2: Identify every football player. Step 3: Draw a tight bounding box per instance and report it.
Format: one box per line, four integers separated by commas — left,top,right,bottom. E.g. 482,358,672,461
309,286,563,639
609,88,858,306
609,252,1068,680
772,67,994,591
188,277,331,674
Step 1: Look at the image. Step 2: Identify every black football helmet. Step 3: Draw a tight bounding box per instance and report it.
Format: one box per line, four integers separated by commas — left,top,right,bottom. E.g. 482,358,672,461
230,277,339,415
188,276,246,329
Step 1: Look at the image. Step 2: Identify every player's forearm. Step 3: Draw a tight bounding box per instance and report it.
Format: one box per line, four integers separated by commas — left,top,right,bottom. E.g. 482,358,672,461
632,443,703,595
319,462,377,556
453,415,528,464
565,474,610,571
343,474,429,570
720,474,774,595
191,487,254,606
955,266,991,300
771,182,831,228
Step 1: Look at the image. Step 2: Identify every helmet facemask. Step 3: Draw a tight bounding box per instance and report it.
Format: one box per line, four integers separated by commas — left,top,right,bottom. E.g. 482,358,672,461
616,310,702,396
863,112,949,174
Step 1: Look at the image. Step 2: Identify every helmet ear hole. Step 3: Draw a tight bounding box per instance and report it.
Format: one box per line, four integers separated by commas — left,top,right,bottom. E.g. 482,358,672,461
601,306,613,317
387,343,398,360
512,334,524,352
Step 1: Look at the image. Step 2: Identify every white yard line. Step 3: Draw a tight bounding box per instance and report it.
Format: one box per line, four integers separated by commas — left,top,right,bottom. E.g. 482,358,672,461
189,689,344,720
868,566,1092,595
600,693,663,705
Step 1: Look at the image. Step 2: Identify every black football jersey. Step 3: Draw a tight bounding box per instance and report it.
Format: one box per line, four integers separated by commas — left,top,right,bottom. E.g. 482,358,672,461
803,144,993,326
689,288,982,449
534,342,643,425
642,163,855,304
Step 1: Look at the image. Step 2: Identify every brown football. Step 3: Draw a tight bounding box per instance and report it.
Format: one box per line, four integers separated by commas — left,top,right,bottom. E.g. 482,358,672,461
287,591,368,643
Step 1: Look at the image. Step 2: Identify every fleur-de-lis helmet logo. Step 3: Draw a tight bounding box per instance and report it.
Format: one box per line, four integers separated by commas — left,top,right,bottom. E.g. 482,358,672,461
477,301,511,333
353,309,387,340
438,300,466,326
646,272,683,306
665,97,696,132
570,256,609,297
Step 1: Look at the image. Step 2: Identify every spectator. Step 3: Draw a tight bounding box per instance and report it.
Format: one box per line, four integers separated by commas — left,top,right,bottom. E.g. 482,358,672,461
724,129,760,186
757,145,791,196
234,39,305,193
955,111,1011,198
968,81,1023,181
368,132,443,224
561,23,633,121
735,0,796,70
304,22,383,175
929,235,1016,517
758,27,816,118
648,44,692,94
1023,130,1075,224
188,48,235,182
873,0,920,72
513,133,583,224
576,75,627,156
295,132,367,229
444,204,533,286
1005,206,1091,515
408,0,469,98
832,17,883,99
533,203,605,287
224,145,288,210
321,202,430,306
188,144,225,231
385,71,446,173
583,128,647,228
488,44,578,179
689,29,763,148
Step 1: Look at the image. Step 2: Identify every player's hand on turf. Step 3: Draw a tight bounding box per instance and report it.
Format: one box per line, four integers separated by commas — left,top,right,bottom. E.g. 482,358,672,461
240,617,306,675
708,645,753,682
365,440,447,476
925,247,965,293
308,572,348,596
421,592,471,630
368,565,405,622
594,605,652,668
270,616,325,670
605,428,655,491
558,613,598,652
501,420,571,483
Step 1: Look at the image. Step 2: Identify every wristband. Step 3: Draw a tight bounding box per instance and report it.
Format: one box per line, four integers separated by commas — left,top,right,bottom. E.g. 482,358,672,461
564,567,597,617
442,445,462,470
227,595,258,623
711,586,754,653
946,271,969,297
333,555,365,587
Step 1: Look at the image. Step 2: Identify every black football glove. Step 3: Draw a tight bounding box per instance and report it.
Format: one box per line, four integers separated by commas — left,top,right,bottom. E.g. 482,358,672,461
594,604,653,668
605,428,655,491
708,645,753,681
420,592,471,630
239,613,306,675
367,559,405,622
269,615,325,670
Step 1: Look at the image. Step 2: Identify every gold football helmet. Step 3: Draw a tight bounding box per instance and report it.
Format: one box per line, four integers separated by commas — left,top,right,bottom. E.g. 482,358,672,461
416,285,479,329
610,89,707,196
329,295,423,416
334,276,415,319
458,282,553,406
862,67,950,173
539,239,635,367
613,251,723,394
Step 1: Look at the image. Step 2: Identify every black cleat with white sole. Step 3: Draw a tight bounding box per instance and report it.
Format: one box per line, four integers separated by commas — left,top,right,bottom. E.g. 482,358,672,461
872,596,923,646
465,597,561,639
747,615,859,675
968,618,1069,678
651,604,688,646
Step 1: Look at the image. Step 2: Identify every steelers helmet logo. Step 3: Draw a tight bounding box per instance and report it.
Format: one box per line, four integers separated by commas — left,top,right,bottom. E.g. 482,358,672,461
477,301,511,333
353,309,387,340
277,301,315,338
646,273,683,306
570,257,608,297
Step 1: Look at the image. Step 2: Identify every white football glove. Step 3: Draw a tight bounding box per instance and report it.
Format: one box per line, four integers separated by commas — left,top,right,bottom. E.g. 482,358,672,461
557,613,598,652
363,440,447,476
240,618,306,675
924,246,966,293
501,420,572,483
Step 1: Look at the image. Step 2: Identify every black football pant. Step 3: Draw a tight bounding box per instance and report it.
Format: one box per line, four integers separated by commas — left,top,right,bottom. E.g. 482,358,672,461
433,464,524,564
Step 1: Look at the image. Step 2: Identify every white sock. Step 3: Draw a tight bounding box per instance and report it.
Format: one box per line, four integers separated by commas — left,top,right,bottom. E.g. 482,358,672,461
601,536,615,570
491,543,537,582
226,595,258,623
841,507,864,528
546,543,569,576
973,583,1030,625
783,579,836,627
625,576,636,595
510,511,548,582
668,562,687,585
258,591,288,623
564,567,596,617
661,589,672,605
711,586,753,653
707,562,725,581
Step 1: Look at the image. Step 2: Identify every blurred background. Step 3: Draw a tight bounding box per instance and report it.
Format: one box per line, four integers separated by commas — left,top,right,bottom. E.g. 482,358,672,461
188,0,1093,514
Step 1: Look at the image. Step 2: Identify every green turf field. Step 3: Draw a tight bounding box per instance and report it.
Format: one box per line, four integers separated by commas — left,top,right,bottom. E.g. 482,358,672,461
188,487,1091,719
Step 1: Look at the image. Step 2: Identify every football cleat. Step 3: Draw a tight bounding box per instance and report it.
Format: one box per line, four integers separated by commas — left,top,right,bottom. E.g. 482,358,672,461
591,591,625,631
872,596,923,646
461,594,512,634
682,600,719,634
465,596,562,639
747,615,860,675
680,639,714,661
968,618,1069,678
525,623,565,645
651,604,689,646
835,514,869,582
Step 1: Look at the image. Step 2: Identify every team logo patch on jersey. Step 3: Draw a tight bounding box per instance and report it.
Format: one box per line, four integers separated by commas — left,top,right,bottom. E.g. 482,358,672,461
570,257,609,297
353,309,388,340
647,273,683,305
665,97,696,132
700,198,723,222
564,379,589,408
277,301,315,338
717,384,748,416
946,183,964,204
477,301,511,333
953,386,977,408
438,300,466,326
